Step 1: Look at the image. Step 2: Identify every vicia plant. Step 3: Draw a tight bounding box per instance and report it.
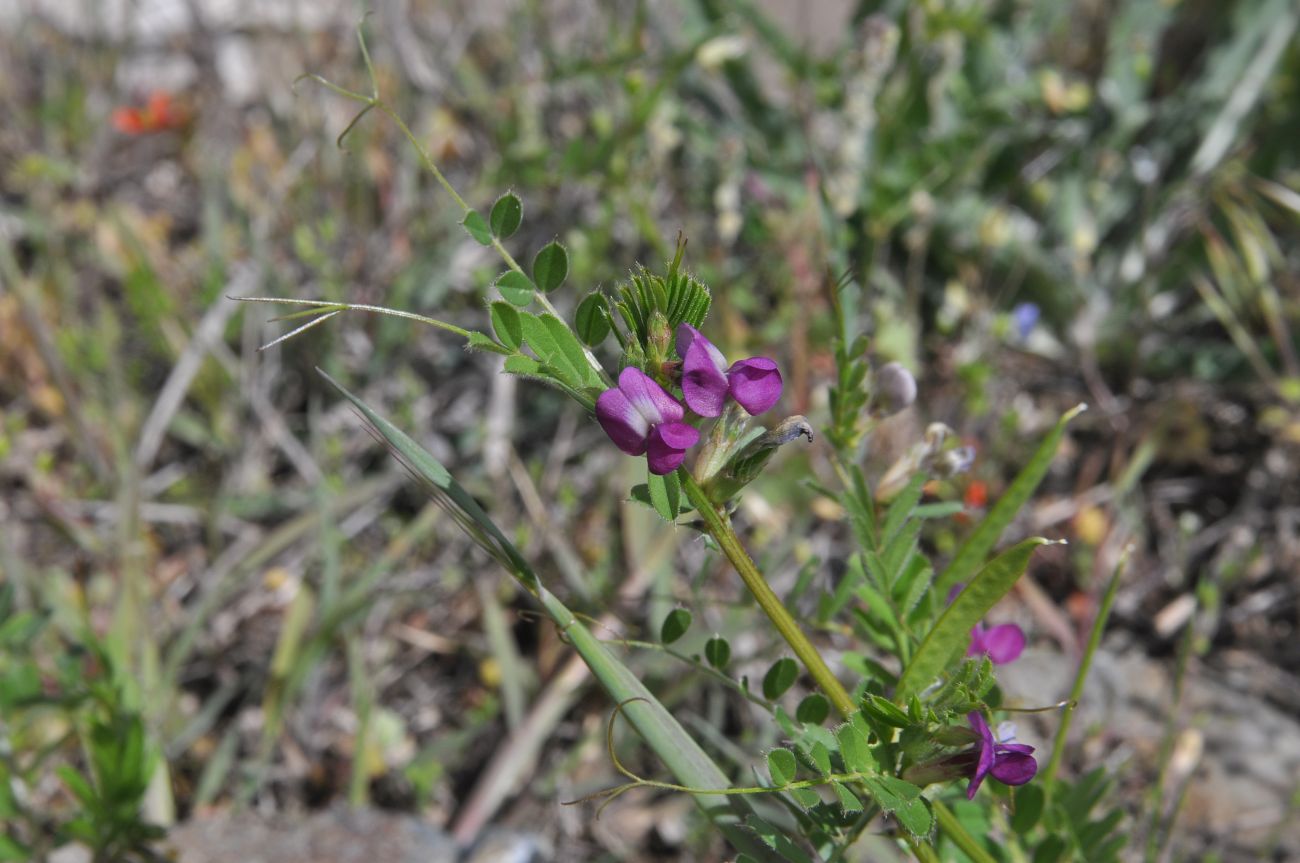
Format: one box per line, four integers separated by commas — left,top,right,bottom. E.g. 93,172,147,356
242,29,1126,863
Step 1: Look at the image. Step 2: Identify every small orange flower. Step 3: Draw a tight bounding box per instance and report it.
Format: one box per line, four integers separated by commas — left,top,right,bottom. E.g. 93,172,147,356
112,91,186,135
963,480,988,510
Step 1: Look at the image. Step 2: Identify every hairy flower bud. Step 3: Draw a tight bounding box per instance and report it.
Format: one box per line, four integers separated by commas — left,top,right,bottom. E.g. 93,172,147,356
645,310,673,376
874,361,917,416
704,415,814,502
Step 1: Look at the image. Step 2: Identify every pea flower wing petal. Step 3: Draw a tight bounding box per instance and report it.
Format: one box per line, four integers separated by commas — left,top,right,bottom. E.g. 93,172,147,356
617,366,677,424
990,745,1037,786
727,357,782,415
596,386,650,455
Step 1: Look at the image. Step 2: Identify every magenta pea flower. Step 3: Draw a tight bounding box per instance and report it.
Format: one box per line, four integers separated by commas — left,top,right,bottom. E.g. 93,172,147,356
596,367,700,475
947,584,1026,665
675,324,782,417
965,712,1037,799
967,621,1026,664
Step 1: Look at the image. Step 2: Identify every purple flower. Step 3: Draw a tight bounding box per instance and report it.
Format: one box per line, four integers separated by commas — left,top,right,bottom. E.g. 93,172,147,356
1012,302,1040,341
965,712,1037,799
947,584,1026,665
675,324,782,417
967,621,1026,664
596,367,700,475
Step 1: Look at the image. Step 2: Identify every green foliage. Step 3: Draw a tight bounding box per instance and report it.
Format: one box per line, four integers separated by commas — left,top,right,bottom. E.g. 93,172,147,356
495,271,535,307
704,636,731,670
531,241,569,293
761,658,798,700
0,586,163,861
489,301,523,350
646,469,683,521
936,406,1086,593
796,694,831,725
461,210,492,245
488,192,523,239
574,291,613,346
610,249,712,352
660,608,692,644
897,539,1052,702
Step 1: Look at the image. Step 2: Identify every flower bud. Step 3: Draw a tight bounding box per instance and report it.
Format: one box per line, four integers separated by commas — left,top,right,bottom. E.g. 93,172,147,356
705,415,814,501
873,361,917,416
645,310,673,378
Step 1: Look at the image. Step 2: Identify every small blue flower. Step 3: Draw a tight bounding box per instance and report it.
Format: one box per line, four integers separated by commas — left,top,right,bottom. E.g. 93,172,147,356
1012,303,1040,341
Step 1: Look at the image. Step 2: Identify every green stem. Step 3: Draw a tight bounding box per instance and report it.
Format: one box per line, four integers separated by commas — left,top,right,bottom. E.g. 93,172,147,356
373,101,607,384
933,801,998,863
1044,545,1131,788
678,471,855,717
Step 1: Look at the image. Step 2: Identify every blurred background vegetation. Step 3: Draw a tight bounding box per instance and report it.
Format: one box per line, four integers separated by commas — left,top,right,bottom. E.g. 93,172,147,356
1,0,1298,860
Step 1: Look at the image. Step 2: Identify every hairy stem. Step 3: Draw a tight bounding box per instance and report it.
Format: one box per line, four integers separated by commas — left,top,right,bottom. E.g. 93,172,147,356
679,471,855,716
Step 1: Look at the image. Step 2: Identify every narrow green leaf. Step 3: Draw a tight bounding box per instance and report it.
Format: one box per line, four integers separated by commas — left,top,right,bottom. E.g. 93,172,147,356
936,405,1084,592
767,748,797,785
467,331,511,355
836,722,874,774
809,741,832,775
862,776,932,836
660,608,692,644
704,636,731,670
489,192,522,239
647,469,681,521
789,787,821,809
535,594,781,861
762,658,798,700
881,474,926,543
519,312,555,356
489,301,523,350
861,694,911,728
913,501,965,519
324,372,777,858
320,371,538,593
462,210,492,245
56,766,96,807
1011,783,1045,834
574,291,612,346
897,538,1052,701
496,271,535,307
504,355,541,376
540,313,600,387
833,782,864,813
532,240,568,293
745,815,815,863
796,693,830,726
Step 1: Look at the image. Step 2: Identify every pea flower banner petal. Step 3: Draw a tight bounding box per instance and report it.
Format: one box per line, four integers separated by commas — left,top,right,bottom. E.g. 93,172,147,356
675,324,782,417
968,622,1027,665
